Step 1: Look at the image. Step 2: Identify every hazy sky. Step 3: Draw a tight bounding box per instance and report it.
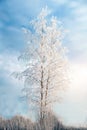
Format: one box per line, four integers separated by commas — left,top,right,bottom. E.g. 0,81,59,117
0,0,87,126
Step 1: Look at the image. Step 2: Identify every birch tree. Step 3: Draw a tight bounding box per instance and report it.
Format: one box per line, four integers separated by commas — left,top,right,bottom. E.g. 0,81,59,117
14,7,69,129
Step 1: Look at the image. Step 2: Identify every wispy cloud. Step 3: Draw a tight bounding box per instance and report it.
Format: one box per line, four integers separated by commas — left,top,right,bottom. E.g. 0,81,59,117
62,1,87,63
0,52,28,117
51,0,69,5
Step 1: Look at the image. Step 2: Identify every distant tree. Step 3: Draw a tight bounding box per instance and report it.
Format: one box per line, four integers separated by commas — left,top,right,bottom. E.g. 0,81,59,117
14,7,69,130
0,115,33,130
0,117,5,130
9,115,33,130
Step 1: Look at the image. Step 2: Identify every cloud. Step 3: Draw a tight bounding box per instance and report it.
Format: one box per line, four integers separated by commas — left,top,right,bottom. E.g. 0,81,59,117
51,0,69,5
62,1,87,63
0,52,28,117
0,0,42,52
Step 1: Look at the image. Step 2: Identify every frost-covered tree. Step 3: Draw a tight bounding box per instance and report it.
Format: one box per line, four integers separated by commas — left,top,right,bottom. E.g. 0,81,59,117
14,7,68,129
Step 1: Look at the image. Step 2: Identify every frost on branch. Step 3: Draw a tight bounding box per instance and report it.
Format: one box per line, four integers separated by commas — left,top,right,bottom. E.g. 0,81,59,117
14,7,69,123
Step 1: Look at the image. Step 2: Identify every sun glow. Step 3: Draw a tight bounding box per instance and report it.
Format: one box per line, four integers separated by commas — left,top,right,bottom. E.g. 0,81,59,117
69,63,87,100
71,64,87,85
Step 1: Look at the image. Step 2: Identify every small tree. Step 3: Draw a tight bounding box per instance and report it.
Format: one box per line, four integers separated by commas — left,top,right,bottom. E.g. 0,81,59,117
14,7,68,130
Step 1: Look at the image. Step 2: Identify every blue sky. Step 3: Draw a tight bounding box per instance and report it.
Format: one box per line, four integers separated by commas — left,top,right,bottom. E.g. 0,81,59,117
1,0,87,126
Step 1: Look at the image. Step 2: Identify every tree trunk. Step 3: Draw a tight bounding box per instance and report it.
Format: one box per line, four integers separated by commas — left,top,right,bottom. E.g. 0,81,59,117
40,66,45,130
